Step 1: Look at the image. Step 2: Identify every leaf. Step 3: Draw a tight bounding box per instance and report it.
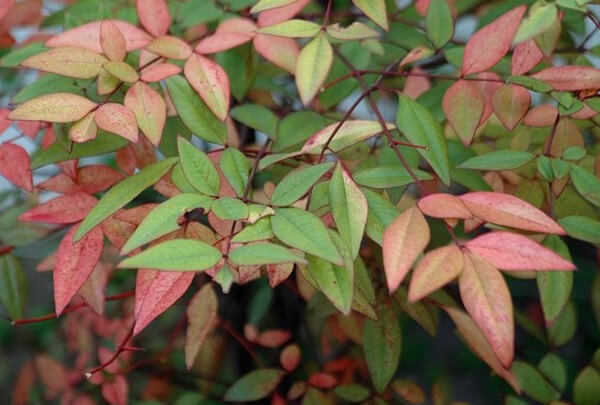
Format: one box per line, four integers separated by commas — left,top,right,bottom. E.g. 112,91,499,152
257,19,321,38
569,164,600,207
94,103,138,142
75,158,177,241
458,150,535,170
231,218,274,243
491,84,531,131
0,42,47,68
177,137,220,196
408,244,463,302
250,0,297,13
69,113,98,143
253,34,299,74
466,231,575,271
21,46,107,79
224,369,284,402
100,21,126,62
301,120,396,155
326,22,379,41
425,0,453,49
102,375,128,405
362,300,401,393
121,194,212,254
211,198,248,220
124,82,166,146
0,254,27,320
296,33,333,105
184,54,230,122
9,93,96,123
417,193,472,219
166,75,226,145
146,35,192,60
458,191,566,234
396,94,451,186
271,207,342,265
229,243,306,265
0,143,32,191
119,239,222,271
511,361,560,403
185,283,218,369
511,39,544,76
352,0,388,30
230,104,278,139
573,366,600,405
54,224,104,315
532,66,600,91
136,0,170,37
558,216,600,244
329,163,368,259
353,166,433,188
134,269,194,335
382,207,430,293
219,148,251,197
103,60,139,83
271,162,333,206
442,80,484,146
537,235,573,325
19,193,97,224
462,6,527,75
513,3,558,44
459,252,513,367
140,62,181,82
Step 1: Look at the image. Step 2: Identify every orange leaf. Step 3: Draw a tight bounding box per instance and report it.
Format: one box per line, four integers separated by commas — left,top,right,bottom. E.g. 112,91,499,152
491,84,531,131
459,252,513,367
253,34,299,74
100,20,126,62
417,193,472,219
0,143,32,191
442,79,485,145
136,0,170,38
94,103,139,142
382,207,430,293
184,53,230,121
408,244,463,302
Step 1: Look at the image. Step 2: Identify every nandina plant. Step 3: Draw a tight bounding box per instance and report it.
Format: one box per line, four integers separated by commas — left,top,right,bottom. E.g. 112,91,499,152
1,0,600,403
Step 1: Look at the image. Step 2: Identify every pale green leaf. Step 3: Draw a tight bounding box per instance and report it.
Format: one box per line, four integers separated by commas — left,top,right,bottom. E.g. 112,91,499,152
211,197,248,220
0,254,27,320
271,162,333,206
458,150,535,170
426,0,454,49
219,148,251,197
296,33,333,105
229,243,306,265
178,137,220,196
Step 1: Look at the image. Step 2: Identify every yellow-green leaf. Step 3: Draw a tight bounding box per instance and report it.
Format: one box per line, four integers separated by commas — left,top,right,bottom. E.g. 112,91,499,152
177,136,220,196
352,0,388,30
9,93,97,123
296,33,333,106
21,46,107,78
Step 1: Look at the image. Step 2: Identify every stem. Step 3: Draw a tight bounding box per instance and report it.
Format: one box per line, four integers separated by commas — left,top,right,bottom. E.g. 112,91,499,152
85,325,135,377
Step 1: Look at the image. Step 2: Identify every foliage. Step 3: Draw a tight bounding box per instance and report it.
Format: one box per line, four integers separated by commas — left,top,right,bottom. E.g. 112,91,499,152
0,0,600,403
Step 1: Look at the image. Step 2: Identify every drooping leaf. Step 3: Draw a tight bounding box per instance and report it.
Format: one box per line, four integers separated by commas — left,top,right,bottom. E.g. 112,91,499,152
136,0,170,37
124,82,166,146
19,193,97,224
0,143,33,191
185,283,218,369
118,239,222,271
537,235,573,325
0,254,28,320
21,46,107,78
271,207,342,265
224,369,284,402
271,162,333,206
9,93,96,123
184,54,230,122
442,80,484,146
458,150,536,171
352,0,388,31
296,32,333,105
382,207,430,293
177,137,220,196
408,244,463,302
396,94,451,186
75,158,178,240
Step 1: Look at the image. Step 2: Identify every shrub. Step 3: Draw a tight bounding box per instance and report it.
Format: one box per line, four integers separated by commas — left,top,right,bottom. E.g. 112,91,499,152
1,0,600,403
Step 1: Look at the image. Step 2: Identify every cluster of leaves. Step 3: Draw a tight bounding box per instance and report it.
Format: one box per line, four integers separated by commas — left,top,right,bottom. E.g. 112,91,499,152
1,0,600,403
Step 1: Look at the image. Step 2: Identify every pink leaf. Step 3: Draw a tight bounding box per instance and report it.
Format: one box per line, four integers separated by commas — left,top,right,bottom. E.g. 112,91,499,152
78,262,109,315
253,34,299,74
418,193,472,219
511,39,543,75
257,0,311,27
408,244,463,303
382,207,430,293
0,109,11,134
100,20,126,62
531,66,600,91
462,6,526,75
46,20,152,53
0,143,32,191
466,231,575,271
124,81,166,146
136,0,170,38
491,84,531,131
459,252,514,367
101,375,128,405
523,104,558,127
94,103,138,142
134,269,194,335
403,67,430,99
184,54,230,121
146,35,192,60
442,80,484,145
472,72,503,126
195,18,256,54
54,224,104,315
185,284,218,369
35,355,68,399
19,193,97,224
459,191,565,234
140,62,180,82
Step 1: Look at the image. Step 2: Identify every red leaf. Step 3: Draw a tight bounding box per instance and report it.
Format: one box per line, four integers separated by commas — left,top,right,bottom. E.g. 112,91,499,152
136,0,170,38
491,84,531,131
253,34,299,74
462,6,526,75
0,143,32,191
78,262,109,315
308,372,338,389
134,269,194,335
472,72,503,125
408,244,463,302
140,62,181,82
184,54,230,121
102,375,128,405
442,80,484,145
19,192,97,224
459,252,513,367
523,104,558,127
54,224,104,315
38,165,123,194
256,329,292,348
0,108,11,134
17,121,40,138
94,103,139,142
280,343,301,372
418,193,472,219
459,191,565,235
195,18,256,54
532,66,600,91
511,39,543,75
185,284,218,369
466,231,575,271
257,0,311,27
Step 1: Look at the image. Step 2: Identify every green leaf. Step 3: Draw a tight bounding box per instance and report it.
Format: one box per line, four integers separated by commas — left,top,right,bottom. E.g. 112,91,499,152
118,239,222,271
12,74,79,103
271,207,342,265
511,361,560,403
219,148,251,197
558,216,600,244
513,3,558,44
538,353,568,393
353,166,433,188
334,384,371,403
574,366,600,405
458,150,535,170
548,301,577,346
562,146,586,161
0,254,27,320
0,42,48,67
229,243,306,266
177,137,220,196
271,162,333,207
396,94,451,186
426,0,454,49
231,218,274,243
508,76,553,93
329,163,368,259
352,0,388,30
363,188,400,245
257,19,321,38
303,387,333,405
166,75,226,145
570,164,600,207
363,300,401,393
75,158,178,241
121,194,212,255
224,369,284,402
211,198,248,220
537,235,573,325
230,104,278,139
